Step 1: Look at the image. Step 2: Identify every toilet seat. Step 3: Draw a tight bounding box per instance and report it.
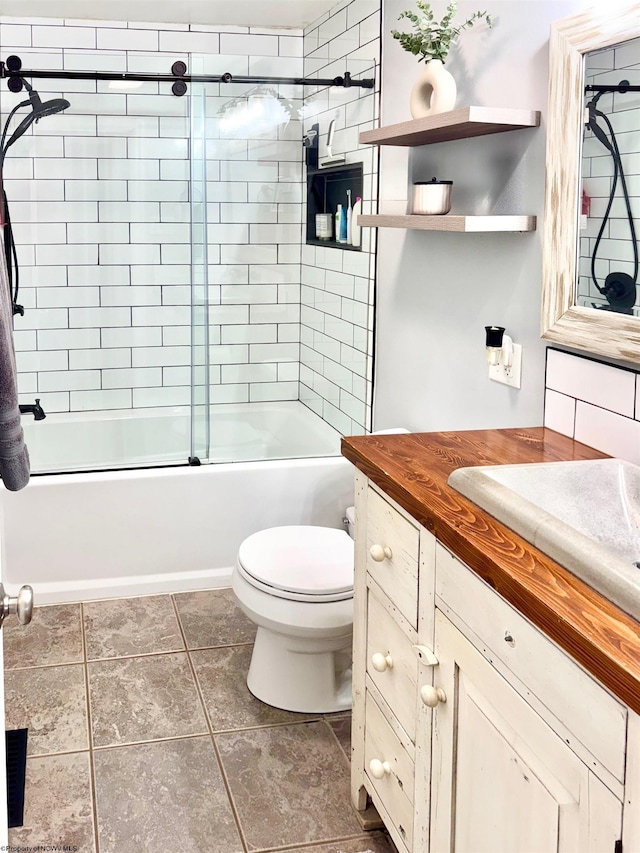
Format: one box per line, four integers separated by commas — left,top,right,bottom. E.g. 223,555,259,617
236,525,354,603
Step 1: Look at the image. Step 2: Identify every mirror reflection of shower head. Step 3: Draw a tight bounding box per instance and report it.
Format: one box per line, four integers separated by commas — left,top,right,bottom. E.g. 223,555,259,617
586,102,613,152
585,88,639,314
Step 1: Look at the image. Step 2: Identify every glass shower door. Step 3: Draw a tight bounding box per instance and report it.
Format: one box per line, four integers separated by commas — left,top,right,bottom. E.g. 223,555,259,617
188,66,210,464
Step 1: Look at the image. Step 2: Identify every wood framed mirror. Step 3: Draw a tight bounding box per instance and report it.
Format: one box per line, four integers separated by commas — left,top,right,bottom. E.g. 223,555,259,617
541,3,640,362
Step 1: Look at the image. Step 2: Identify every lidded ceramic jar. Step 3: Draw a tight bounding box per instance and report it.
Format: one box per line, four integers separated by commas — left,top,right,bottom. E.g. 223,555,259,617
411,178,452,215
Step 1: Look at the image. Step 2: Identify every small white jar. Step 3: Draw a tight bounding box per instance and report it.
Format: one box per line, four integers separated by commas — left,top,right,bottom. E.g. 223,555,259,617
410,178,453,215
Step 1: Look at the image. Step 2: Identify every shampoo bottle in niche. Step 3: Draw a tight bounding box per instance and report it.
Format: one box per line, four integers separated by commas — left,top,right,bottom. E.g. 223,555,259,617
336,204,347,244
335,205,343,243
346,189,353,245
338,199,347,243
351,196,362,247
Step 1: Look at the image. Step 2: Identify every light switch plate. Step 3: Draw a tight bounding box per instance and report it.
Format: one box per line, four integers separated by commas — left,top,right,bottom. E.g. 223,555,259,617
489,343,522,389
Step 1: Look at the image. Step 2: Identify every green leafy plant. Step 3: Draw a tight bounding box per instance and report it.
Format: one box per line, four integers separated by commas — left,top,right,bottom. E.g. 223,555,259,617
391,0,492,63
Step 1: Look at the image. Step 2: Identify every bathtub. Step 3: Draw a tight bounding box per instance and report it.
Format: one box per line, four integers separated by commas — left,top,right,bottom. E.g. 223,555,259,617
1,403,355,605
21,401,342,473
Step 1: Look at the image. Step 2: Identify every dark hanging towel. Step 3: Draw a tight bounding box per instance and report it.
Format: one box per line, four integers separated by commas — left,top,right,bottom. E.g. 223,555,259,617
5,727,28,827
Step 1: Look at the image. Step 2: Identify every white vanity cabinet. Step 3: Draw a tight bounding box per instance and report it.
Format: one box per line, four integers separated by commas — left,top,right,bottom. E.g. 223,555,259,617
351,471,635,853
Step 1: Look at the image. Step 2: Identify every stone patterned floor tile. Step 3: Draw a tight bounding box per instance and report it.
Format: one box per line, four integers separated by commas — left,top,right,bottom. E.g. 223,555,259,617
83,594,184,660
3,603,83,669
216,720,362,850
5,664,89,756
191,645,315,731
173,587,256,649
326,714,352,762
8,751,95,851
278,833,398,853
94,736,243,853
88,653,207,747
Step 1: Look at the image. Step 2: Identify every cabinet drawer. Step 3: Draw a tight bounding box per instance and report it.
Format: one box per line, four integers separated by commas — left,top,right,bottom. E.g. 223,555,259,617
364,691,414,851
366,589,418,740
435,543,627,785
366,488,419,628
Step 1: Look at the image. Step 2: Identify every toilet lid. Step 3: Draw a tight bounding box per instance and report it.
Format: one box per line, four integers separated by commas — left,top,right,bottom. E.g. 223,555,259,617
237,526,354,597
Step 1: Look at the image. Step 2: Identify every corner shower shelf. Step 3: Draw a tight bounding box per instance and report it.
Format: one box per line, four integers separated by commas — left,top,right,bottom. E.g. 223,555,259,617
358,106,541,233
358,214,536,232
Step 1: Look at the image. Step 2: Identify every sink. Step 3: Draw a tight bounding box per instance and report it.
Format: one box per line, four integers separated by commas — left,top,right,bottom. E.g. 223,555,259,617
448,458,640,622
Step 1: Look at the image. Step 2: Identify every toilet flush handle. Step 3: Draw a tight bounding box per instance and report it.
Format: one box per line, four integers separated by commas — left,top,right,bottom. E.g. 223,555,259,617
369,543,392,562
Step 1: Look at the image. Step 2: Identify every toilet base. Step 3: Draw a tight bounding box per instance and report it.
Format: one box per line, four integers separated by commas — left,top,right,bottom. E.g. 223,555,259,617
247,626,353,714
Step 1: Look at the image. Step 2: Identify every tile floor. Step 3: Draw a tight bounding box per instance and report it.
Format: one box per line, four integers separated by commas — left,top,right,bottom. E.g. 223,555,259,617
3,588,396,853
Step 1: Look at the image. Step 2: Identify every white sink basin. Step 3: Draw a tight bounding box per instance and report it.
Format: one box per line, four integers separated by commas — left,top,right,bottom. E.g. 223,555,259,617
448,458,640,622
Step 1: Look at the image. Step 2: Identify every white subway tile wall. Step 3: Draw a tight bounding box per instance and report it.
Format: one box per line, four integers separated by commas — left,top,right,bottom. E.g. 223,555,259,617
2,3,378,435
578,39,640,311
301,0,379,434
544,348,640,462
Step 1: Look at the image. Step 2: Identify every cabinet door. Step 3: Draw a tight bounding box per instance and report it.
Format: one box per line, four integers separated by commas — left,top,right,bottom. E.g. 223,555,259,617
430,610,622,853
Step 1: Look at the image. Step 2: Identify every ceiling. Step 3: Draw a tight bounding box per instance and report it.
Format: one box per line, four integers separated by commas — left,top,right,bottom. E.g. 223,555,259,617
2,0,338,29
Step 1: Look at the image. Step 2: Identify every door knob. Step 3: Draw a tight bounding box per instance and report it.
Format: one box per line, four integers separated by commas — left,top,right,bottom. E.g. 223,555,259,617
369,543,392,562
0,583,34,627
420,684,447,707
371,652,393,672
369,759,391,779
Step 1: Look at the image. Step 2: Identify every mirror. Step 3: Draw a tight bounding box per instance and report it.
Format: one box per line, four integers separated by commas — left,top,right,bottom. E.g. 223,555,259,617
541,5,640,362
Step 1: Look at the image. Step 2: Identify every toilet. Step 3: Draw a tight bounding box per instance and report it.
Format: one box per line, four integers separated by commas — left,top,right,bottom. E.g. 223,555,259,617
232,428,408,714
232,520,355,713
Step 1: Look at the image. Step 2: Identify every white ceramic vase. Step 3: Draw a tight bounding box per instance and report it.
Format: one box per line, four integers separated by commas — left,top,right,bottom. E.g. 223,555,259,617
409,59,457,119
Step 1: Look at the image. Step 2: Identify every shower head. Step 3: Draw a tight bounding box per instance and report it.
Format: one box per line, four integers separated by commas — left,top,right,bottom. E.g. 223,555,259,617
33,97,71,119
1,79,70,156
20,78,70,123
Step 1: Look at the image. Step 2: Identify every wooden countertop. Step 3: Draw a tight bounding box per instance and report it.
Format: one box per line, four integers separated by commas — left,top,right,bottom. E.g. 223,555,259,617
341,427,640,714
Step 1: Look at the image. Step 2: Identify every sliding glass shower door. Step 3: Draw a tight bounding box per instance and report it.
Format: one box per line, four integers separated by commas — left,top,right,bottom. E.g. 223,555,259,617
188,68,210,465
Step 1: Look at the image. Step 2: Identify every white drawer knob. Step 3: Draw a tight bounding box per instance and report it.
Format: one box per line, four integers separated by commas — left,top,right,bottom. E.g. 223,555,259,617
369,759,391,779
420,684,447,707
371,652,393,672
369,543,392,562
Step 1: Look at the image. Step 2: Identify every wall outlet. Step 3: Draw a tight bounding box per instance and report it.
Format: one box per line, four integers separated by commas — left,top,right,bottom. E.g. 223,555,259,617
489,343,522,389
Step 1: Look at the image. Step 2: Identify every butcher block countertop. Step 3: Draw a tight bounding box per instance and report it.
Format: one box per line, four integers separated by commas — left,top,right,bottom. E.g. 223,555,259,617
341,427,640,714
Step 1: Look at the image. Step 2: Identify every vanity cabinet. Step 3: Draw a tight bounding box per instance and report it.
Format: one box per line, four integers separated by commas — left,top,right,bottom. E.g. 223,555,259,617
357,106,540,233
432,610,621,853
351,470,632,853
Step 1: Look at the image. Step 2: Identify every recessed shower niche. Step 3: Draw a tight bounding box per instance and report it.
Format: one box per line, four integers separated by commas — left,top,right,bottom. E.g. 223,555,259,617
306,163,363,250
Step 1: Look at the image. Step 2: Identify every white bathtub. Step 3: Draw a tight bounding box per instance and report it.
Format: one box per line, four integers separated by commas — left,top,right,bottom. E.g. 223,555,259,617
0,456,355,605
21,401,342,473
2,402,355,604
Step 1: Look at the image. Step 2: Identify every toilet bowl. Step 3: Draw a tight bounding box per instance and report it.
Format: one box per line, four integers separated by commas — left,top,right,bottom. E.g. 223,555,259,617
232,428,409,714
232,524,355,713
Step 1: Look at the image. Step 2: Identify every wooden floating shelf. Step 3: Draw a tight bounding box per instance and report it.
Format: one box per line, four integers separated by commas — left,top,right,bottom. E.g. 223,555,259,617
358,214,537,233
359,106,541,147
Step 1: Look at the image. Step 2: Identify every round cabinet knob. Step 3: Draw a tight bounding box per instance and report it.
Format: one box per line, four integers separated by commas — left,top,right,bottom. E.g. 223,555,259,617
420,684,447,707
369,544,392,562
371,652,393,672
369,759,391,779
1,584,34,626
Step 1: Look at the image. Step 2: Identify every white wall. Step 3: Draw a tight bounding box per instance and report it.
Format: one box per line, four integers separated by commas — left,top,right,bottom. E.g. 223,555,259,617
374,0,596,432
300,0,380,435
0,17,305,414
545,348,640,464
